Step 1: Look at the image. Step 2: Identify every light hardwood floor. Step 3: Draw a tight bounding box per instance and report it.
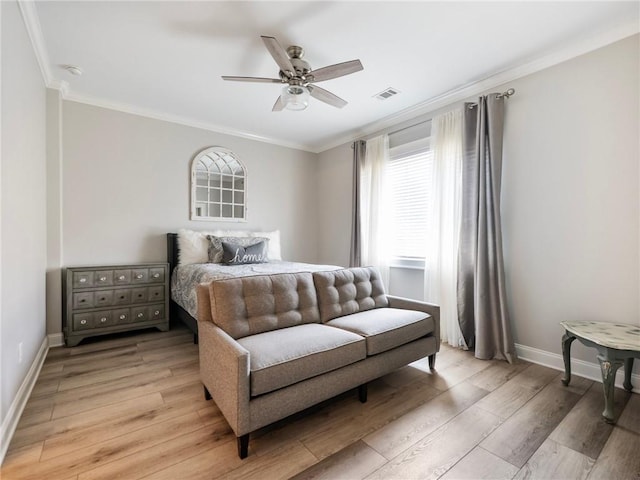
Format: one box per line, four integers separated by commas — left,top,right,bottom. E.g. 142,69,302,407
2,325,638,480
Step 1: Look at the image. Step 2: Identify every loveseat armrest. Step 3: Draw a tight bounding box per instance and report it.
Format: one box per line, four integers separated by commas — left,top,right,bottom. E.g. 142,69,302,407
198,320,251,436
386,295,440,351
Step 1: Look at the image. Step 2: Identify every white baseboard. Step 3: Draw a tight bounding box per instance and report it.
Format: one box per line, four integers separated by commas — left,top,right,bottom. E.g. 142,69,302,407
515,343,639,394
0,336,49,464
48,333,64,348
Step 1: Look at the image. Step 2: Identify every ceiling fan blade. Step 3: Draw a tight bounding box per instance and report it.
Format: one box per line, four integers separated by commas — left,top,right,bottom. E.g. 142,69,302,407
309,85,348,109
261,36,295,75
222,76,282,83
310,60,363,83
272,95,286,112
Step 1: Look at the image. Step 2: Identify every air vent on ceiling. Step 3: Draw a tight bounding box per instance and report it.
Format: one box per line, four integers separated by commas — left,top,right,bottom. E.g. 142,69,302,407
374,87,400,100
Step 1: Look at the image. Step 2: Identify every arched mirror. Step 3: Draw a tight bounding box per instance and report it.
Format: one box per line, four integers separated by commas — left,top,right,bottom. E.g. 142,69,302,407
191,147,247,221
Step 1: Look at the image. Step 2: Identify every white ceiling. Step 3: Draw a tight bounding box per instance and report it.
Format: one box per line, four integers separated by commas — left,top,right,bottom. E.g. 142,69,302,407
32,1,638,152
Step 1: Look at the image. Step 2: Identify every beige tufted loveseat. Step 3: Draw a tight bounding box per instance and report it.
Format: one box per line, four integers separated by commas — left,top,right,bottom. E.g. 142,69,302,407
195,267,440,458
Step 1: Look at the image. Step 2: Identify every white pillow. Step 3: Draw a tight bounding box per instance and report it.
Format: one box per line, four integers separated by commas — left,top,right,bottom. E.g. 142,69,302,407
177,229,282,265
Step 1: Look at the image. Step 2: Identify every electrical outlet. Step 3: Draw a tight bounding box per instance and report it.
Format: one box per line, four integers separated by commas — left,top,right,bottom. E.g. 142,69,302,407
18,342,23,364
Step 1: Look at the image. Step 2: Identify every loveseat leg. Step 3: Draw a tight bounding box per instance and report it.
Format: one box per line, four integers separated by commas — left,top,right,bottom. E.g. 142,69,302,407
203,385,211,401
237,434,249,459
358,383,368,403
428,353,436,370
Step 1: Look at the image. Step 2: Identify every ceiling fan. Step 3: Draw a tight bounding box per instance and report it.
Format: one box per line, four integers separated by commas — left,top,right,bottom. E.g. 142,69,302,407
222,36,363,112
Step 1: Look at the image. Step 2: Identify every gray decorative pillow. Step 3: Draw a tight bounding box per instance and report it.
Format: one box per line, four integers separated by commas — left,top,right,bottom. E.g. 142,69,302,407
222,241,269,265
207,236,268,263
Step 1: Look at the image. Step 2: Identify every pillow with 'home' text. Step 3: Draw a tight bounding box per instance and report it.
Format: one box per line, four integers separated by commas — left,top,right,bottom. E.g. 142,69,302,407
222,240,269,265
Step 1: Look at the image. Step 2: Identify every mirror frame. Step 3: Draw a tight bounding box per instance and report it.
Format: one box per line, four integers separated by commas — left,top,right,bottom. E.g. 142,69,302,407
190,146,247,222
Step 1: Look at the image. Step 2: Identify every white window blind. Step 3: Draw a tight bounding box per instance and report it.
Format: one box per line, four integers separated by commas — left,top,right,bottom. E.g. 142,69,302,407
387,138,433,264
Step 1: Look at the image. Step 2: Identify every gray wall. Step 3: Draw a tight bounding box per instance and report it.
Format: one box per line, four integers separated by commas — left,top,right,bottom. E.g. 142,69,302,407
1,0,48,422
60,101,320,268
315,35,640,366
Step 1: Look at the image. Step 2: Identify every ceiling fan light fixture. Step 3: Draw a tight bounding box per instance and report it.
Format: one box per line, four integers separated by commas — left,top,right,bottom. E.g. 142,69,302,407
282,85,310,111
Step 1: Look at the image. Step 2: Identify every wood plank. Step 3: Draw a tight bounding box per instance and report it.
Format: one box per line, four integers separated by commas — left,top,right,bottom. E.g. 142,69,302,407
290,440,386,480
587,421,640,480
480,382,583,468
139,437,243,480
514,438,594,480
549,383,629,459
301,380,441,460
77,421,232,480
416,352,493,392
363,381,489,460
11,393,165,451
366,406,502,480
616,389,640,434
41,400,210,460
467,360,530,392
220,441,317,480
1,412,207,480
439,446,519,480
474,363,561,420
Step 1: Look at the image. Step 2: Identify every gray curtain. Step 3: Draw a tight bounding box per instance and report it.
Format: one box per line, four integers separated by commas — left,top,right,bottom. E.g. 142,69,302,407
457,94,516,363
349,140,366,267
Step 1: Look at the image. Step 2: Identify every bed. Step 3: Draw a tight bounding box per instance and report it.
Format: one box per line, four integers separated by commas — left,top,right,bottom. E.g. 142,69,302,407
167,232,341,343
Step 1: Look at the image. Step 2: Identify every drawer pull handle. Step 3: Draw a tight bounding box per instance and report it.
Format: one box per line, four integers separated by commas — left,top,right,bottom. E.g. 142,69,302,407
154,310,160,315
153,273,160,278
100,317,107,323
120,295,125,299
137,313,144,318
119,315,126,320
136,274,143,279
118,275,125,280
80,299,86,303
80,319,87,325
99,276,107,281
79,278,87,283
99,297,105,301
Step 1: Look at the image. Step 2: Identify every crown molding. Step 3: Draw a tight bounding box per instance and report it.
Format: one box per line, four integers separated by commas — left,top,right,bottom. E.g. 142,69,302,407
62,91,316,153
17,0,57,88
315,19,640,153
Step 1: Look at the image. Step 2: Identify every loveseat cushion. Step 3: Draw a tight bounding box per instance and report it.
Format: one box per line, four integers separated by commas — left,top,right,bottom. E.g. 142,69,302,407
313,267,388,323
208,272,320,339
326,308,434,355
237,323,366,396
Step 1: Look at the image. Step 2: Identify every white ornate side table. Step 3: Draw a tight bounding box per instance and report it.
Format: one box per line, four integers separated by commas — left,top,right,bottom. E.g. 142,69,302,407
560,321,640,423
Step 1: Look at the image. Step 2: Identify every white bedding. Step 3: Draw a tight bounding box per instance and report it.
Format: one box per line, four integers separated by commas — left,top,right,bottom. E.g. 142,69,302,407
171,261,341,318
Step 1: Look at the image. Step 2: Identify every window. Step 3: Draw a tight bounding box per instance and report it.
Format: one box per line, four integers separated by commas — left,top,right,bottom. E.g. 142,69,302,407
191,147,247,222
387,134,433,268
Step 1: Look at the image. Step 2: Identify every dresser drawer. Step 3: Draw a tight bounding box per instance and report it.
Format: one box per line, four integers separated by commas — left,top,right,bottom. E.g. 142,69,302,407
114,308,131,324
73,313,94,330
148,268,165,283
131,306,148,323
131,287,148,304
94,290,113,307
73,292,94,309
73,271,94,289
113,289,132,305
149,304,165,321
148,286,164,302
93,311,116,328
113,269,131,285
131,268,149,284
94,271,113,287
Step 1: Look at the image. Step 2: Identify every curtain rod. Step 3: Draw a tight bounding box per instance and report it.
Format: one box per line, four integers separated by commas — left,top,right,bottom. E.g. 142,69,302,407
354,88,517,145
468,88,515,109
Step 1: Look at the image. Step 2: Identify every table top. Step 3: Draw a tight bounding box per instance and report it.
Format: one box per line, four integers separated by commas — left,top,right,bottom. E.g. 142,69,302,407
561,321,640,351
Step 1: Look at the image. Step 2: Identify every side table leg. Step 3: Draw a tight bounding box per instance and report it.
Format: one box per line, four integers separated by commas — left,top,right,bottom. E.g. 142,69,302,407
597,354,623,424
623,358,634,392
561,332,576,386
